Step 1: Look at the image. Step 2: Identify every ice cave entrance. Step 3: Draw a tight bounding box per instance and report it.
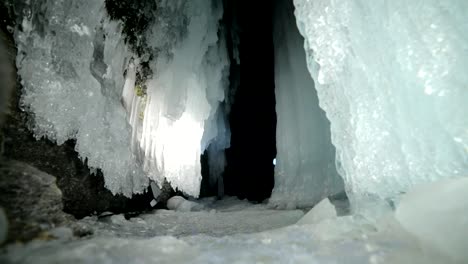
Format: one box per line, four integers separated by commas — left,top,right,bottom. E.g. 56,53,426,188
202,0,343,208
11,0,344,207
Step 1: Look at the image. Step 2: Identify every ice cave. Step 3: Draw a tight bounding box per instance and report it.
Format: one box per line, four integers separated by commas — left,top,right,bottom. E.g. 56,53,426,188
0,0,467,263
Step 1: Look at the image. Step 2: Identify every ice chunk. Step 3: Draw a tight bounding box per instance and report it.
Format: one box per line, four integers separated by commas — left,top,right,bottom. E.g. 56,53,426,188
293,0,468,210
49,227,74,241
270,0,344,209
395,177,468,262
297,198,337,225
167,196,204,212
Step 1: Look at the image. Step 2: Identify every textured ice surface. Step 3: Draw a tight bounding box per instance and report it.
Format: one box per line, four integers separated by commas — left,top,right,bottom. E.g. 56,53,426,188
395,177,468,262
293,0,468,210
77,196,304,238
122,0,230,197
1,193,463,263
15,0,229,197
166,196,205,212
14,0,148,196
270,0,344,209
1,210,452,263
297,198,336,225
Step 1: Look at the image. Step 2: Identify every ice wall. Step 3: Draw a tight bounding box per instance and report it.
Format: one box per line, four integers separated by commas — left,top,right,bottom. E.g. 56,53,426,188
120,0,230,197
15,0,148,196
15,0,230,198
270,0,344,209
293,0,468,210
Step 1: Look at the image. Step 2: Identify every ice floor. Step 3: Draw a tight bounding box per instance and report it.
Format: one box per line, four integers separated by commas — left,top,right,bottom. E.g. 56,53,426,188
0,196,459,264
78,197,305,238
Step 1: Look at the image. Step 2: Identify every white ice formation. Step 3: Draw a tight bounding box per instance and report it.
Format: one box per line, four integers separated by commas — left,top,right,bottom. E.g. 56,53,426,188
15,0,229,197
296,198,337,225
13,0,468,209
293,0,468,211
270,0,344,209
122,0,229,197
15,0,147,196
395,177,468,262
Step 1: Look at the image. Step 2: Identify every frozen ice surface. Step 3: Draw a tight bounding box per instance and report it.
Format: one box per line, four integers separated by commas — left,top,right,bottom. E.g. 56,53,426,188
14,0,148,196
1,202,453,264
1,194,464,263
123,0,230,197
395,177,468,262
167,196,205,212
270,0,344,209
297,198,336,225
15,0,230,197
76,196,304,238
293,0,468,210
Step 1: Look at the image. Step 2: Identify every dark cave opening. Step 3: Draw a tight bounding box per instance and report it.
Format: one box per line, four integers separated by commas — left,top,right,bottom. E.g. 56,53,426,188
201,0,277,202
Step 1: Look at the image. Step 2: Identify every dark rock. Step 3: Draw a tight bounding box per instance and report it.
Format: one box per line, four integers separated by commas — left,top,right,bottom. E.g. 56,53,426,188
153,180,175,208
0,159,74,242
2,110,154,218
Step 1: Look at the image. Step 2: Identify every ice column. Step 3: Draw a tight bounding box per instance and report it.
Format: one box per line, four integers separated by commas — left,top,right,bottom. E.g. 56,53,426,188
123,0,230,197
270,0,344,209
15,0,148,196
293,0,468,210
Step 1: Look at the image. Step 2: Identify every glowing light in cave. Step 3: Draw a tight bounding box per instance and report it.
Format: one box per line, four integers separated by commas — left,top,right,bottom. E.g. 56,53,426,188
153,113,204,191
137,97,206,197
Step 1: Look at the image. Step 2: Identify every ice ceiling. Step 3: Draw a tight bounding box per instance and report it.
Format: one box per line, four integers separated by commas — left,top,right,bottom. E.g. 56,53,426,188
13,0,468,211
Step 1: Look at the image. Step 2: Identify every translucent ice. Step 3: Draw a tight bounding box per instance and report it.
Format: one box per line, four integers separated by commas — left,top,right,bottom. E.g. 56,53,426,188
167,196,204,212
15,0,229,197
15,0,148,196
123,0,230,197
395,177,468,262
296,198,337,225
1,204,451,264
293,0,468,210
270,0,344,208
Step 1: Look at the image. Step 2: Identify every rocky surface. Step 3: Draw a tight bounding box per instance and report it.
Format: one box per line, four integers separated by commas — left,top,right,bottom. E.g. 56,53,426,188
2,111,155,219
0,159,74,242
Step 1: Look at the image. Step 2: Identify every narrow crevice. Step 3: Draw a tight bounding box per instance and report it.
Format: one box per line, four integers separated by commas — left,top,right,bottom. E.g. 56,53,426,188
221,0,277,202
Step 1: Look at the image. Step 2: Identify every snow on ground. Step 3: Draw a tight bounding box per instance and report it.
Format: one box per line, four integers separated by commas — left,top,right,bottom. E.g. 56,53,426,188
77,197,304,238
0,191,463,264
0,215,449,264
